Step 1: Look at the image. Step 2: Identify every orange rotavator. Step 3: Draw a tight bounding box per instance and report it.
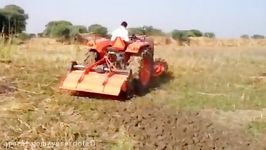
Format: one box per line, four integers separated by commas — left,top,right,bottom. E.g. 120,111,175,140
60,35,168,99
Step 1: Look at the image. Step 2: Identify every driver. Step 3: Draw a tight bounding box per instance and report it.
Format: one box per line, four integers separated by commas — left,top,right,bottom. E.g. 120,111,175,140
111,21,129,42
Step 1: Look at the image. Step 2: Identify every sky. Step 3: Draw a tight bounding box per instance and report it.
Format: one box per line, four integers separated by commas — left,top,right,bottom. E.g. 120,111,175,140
0,0,265,38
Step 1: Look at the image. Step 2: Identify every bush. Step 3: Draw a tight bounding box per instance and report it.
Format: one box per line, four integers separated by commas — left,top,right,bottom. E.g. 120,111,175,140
29,33,36,38
128,27,145,35
37,33,43,37
240,34,249,39
43,20,73,38
171,30,190,46
42,20,88,43
69,25,88,37
189,29,203,37
129,26,164,36
204,32,215,38
88,24,108,36
17,32,31,41
171,29,204,46
172,30,189,40
251,34,265,39
172,30,186,40
172,29,203,41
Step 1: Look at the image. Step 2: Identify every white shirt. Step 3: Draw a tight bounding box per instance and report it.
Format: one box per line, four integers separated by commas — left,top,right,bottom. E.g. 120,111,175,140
111,26,129,42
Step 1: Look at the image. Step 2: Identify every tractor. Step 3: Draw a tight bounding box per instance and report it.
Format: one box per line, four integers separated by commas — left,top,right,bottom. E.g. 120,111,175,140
60,35,168,99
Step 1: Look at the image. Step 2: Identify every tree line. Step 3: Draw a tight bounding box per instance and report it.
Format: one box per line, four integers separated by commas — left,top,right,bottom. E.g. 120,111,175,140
40,22,266,43
41,21,108,43
241,34,265,40
41,21,217,43
1,4,265,44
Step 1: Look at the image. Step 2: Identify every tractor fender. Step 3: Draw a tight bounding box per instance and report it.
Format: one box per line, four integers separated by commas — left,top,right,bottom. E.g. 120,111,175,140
91,40,112,58
125,41,151,54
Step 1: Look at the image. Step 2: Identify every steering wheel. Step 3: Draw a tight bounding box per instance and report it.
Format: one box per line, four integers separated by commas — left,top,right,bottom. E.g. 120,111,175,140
129,34,138,41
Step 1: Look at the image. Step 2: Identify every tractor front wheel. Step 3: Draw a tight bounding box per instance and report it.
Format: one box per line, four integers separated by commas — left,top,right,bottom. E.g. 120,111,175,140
83,50,97,66
128,49,153,95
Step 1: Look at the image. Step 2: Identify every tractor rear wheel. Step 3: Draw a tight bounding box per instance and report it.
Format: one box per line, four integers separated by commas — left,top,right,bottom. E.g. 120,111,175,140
83,50,97,66
128,49,153,95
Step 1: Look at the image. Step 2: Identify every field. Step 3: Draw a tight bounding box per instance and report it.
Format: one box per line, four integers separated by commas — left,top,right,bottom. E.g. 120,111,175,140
1,38,266,149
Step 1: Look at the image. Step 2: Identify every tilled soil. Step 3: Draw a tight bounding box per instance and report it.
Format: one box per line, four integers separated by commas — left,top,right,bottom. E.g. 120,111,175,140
0,84,16,94
90,102,264,150
0,97,265,150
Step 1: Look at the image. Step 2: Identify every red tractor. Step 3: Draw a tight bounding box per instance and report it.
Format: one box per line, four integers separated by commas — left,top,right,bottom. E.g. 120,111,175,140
60,35,168,99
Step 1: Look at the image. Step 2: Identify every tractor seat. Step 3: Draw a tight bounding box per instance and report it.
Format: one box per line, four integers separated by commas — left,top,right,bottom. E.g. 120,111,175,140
108,37,127,52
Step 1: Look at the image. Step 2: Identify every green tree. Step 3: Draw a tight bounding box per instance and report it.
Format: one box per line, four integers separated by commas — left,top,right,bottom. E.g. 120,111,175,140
172,29,203,46
4,5,25,14
142,26,164,36
17,32,31,41
172,30,188,41
172,29,203,40
251,34,265,39
187,29,203,37
204,32,215,38
129,26,164,36
69,25,88,37
0,12,7,33
240,34,249,39
43,20,73,38
88,24,108,36
128,27,145,35
0,5,28,36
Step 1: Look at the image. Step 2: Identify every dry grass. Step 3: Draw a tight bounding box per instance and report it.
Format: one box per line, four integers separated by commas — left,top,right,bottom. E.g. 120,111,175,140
0,40,16,62
189,37,266,47
152,36,266,47
1,38,266,149
153,45,266,110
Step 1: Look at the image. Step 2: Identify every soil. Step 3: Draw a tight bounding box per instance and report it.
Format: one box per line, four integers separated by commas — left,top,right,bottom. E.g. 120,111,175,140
0,84,16,94
87,102,265,150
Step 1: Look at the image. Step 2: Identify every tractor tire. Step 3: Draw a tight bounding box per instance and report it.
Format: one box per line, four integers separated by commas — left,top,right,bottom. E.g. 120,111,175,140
153,58,168,77
122,77,135,100
128,49,153,95
83,51,97,66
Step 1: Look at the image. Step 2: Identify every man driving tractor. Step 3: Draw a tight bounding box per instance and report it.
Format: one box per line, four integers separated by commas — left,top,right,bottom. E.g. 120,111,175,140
111,21,129,42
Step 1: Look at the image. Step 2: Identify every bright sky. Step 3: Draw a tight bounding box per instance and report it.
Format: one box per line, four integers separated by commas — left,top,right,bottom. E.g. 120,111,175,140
0,0,265,37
